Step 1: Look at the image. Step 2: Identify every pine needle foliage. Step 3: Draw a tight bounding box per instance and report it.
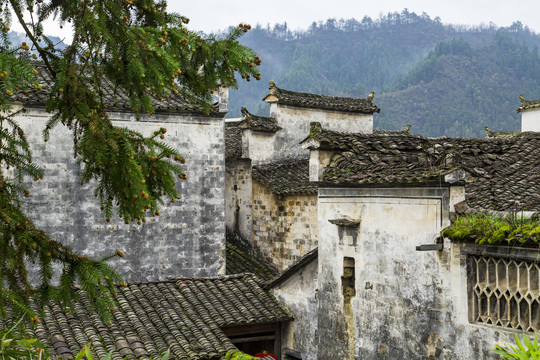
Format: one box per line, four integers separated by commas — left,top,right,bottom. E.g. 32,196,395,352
0,0,261,321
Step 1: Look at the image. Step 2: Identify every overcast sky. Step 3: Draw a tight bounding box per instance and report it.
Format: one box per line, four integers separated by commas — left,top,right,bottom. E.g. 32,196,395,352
10,0,540,42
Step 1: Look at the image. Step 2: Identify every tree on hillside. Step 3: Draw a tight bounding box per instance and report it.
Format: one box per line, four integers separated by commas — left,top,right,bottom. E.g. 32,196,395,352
0,0,261,320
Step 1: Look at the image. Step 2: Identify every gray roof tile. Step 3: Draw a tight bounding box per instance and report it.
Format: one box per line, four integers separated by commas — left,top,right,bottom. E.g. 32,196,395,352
252,158,317,195
238,107,281,133
225,242,278,282
13,64,223,115
306,122,540,212
263,81,380,114
225,122,242,160
18,275,291,360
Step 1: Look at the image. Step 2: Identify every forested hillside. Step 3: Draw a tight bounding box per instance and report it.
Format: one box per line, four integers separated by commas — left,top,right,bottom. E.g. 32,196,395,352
228,10,540,137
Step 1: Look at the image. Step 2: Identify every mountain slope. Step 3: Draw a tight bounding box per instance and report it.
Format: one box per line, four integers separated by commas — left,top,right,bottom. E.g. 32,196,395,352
227,11,540,137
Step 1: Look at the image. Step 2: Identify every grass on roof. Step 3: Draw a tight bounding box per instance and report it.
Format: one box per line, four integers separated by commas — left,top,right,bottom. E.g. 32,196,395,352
442,213,540,245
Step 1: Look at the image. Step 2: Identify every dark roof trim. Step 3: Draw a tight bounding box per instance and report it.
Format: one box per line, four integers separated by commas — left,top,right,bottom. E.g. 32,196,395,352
13,64,225,116
517,95,540,113
237,106,281,133
265,247,318,289
373,125,411,136
263,81,380,114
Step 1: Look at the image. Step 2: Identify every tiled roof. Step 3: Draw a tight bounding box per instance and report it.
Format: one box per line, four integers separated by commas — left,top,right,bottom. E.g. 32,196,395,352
305,122,540,212
373,125,411,136
238,107,281,133
484,127,521,138
226,242,278,282
13,64,223,114
21,275,291,360
225,122,243,160
262,81,380,114
516,95,540,112
265,247,318,289
252,158,317,195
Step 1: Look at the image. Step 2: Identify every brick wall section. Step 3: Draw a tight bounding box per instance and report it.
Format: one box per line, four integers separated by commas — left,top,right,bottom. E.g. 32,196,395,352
252,179,317,272
13,106,226,280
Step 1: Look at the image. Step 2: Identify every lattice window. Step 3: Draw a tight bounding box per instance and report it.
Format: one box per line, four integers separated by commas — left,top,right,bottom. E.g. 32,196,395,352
469,255,540,332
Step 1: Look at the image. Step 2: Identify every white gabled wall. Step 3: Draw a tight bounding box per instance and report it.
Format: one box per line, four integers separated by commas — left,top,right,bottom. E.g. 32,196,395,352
245,103,373,163
521,108,540,132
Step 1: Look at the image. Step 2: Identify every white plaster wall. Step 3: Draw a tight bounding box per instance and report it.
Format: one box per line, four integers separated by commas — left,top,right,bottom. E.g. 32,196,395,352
242,130,278,164
272,259,319,360
316,186,518,359
521,109,540,132
255,103,373,163
11,106,227,280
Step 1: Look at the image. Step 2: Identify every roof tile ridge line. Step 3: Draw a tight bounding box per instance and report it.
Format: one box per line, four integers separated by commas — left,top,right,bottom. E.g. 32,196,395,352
122,283,165,358
273,81,371,101
246,275,294,321
236,273,285,322
74,291,120,358
226,243,276,279
112,287,159,359
109,288,146,358
170,273,253,281
252,156,310,168
158,281,221,356
60,294,105,357
240,105,275,120
140,281,201,358
223,273,272,324
122,278,178,285
264,247,319,290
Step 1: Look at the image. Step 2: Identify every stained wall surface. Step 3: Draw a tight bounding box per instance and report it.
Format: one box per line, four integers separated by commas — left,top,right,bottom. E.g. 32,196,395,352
272,258,319,360
317,186,516,359
13,106,226,280
225,159,253,248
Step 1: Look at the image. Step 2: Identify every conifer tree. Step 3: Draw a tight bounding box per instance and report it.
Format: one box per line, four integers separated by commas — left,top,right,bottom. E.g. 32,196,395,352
0,0,261,320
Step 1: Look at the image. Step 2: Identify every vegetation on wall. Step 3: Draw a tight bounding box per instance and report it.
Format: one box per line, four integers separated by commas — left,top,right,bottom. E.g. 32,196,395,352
442,214,540,245
0,0,260,321
492,333,540,359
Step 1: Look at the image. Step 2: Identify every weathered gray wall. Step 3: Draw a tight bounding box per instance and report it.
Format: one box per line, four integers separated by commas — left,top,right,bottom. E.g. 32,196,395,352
13,106,226,280
225,158,253,248
272,258,318,360
252,180,318,272
317,186,517,360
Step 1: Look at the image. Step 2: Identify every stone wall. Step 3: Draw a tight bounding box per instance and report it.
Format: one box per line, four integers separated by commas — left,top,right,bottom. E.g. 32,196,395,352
265,103,373,162
272,258,318,360
13,106,226,280
252,180,318,272
316,186,519,359
225,158,253,248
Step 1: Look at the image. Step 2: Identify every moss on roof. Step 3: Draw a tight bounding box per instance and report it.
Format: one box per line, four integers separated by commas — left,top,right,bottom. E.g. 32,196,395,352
225,242,278,282
516,95,540,113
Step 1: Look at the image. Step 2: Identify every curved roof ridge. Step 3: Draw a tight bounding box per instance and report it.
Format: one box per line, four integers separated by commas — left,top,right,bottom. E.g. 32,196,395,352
263,81,380,114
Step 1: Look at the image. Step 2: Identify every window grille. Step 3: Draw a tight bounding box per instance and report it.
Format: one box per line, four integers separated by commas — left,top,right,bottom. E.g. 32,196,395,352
469,255,540,332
